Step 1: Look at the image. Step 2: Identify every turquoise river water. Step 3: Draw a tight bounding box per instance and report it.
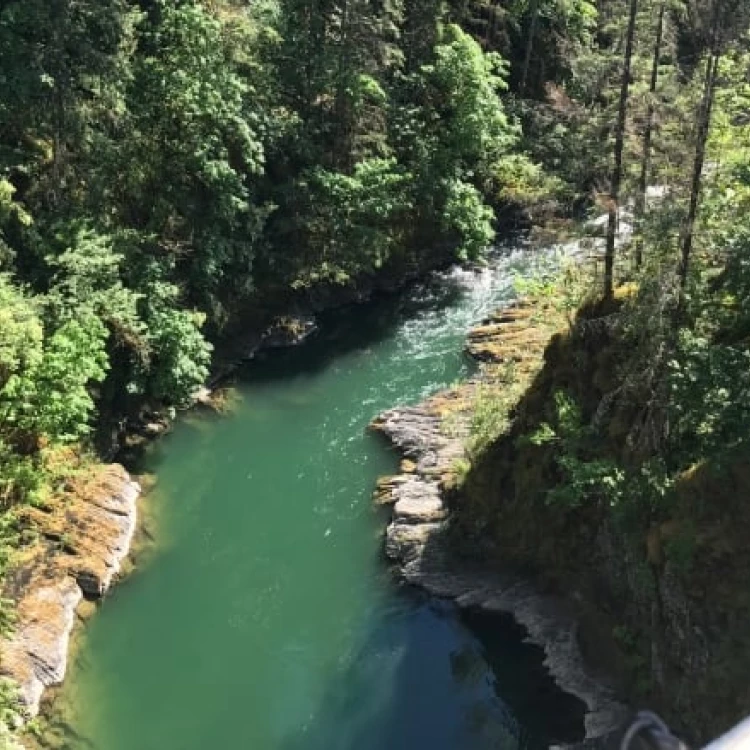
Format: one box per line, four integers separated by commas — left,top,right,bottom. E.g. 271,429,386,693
59,250,585,750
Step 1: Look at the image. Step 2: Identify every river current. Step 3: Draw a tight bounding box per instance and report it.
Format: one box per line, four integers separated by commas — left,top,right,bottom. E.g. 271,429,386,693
59,248,585,750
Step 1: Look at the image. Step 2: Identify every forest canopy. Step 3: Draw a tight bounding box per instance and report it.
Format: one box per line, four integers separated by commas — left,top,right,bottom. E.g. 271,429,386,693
2,2,750,737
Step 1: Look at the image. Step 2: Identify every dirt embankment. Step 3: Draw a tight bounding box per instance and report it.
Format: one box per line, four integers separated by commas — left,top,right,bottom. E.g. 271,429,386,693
455,298,750,745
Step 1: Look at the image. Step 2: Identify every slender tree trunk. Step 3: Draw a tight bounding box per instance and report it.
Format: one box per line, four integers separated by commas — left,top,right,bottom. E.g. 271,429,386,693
604,0,639,298
50,1,71,210
679,51,720,287
634,1,665,269
488,0,500,49
519,0,540,96
333,0,351,170
679,0,726,287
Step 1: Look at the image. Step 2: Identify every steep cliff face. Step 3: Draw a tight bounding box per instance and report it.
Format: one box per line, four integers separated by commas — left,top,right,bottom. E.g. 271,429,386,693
456,303,750,744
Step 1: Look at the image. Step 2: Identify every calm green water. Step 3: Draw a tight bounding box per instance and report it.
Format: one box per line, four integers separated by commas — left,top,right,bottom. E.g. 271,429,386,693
61,253,585,750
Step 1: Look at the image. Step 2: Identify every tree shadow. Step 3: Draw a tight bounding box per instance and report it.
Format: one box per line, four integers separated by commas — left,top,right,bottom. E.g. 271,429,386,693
462,607,588,744
278,589,585,750
237,274,468,389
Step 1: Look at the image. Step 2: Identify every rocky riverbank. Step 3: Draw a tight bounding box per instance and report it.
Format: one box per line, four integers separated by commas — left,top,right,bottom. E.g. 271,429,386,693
371,301,629,740
0,255,504,743
0,464,139,721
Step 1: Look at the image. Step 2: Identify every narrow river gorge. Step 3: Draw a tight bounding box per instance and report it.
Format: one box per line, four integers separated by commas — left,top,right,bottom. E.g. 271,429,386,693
54,248,586,750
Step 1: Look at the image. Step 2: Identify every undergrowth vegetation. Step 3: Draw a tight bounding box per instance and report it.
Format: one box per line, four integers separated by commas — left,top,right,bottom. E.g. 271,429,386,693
456,141,750,739
465,253,593,457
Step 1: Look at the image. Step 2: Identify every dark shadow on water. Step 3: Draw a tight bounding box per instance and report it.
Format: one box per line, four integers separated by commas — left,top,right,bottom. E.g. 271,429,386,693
130,246,531,473
462,607,587,744
128,273,465,471
279,589,586,750
238,240,535,389
238,271,470,388
42,595,585,750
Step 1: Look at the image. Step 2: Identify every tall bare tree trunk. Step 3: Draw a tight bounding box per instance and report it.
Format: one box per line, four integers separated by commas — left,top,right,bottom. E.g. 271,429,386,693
333,0,351,170
488,0,501,49
519,0,540,96
634,1,665,269
678,0,728,288
679,50,720,287
604,0,639,298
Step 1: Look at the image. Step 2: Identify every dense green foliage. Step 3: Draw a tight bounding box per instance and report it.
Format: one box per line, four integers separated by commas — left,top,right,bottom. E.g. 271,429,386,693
0,7,545,733
2,0,750,740
0,1,535,531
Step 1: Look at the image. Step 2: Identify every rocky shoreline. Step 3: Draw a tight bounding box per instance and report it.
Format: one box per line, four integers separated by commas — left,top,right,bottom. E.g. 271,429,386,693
0,464,139,722
0,309,331,739
371,302,629,741
0,256,480,742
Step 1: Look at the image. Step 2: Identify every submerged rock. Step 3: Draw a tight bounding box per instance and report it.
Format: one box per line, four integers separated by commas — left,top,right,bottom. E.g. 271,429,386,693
0,465,140,718
261,315,318,349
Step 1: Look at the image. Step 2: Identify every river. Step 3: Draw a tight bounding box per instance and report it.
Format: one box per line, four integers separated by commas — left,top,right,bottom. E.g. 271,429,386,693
58,248,585,750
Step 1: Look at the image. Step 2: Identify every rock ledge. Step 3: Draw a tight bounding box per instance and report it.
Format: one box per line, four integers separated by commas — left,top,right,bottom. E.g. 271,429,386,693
1,464,140,718
371,302,628,740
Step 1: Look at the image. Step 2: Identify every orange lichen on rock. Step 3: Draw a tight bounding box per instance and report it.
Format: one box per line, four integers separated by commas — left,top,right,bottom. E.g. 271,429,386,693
0,464,140,718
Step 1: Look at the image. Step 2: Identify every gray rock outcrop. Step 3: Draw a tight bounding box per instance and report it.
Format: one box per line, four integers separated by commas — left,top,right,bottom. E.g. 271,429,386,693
0,465,140,719
371,305,628,740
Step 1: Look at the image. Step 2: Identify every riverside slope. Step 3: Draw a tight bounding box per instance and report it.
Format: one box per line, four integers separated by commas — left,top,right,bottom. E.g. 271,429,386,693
1,465,139,719
372,302,628,740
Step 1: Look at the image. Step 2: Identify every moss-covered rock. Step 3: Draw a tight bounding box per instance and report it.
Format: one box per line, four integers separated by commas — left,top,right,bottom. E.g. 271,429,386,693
458,294,750,744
